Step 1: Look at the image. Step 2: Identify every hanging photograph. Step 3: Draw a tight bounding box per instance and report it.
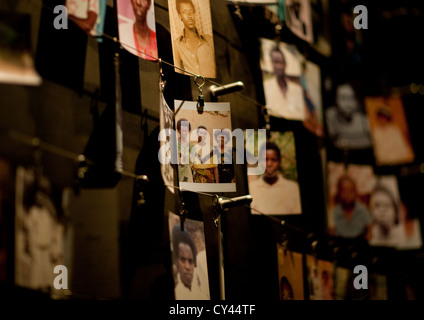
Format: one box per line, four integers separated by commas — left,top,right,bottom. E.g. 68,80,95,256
14,166,65,294
299,56,324,137
324,80,372,150
168,211,210,300
276,245,304,300
159,83,177,193
168,0,216,78
0,11,41,86
174,100,235,193
326,161,375,241
284,0,314,43
117,0,158,60
248,131,302,215
369,175,422,249
365,96,415,166
305,255,334,300
66,0,107,40
309,0,332,57
260,38,305,121
369,273,388,300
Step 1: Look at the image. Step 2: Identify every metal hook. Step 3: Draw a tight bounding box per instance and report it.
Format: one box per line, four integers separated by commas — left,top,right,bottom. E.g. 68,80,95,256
194,75,205,112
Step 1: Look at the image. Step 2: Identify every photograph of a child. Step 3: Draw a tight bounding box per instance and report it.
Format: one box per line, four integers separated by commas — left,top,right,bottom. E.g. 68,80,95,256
174,100,235,193
260,38,306,121
368,175,422,249
365,96,415,166
248,131,302,215
276,245,304,300
168,211,210,300
66,0,107,40
299,57,324,137
326,161,375,241
117,0,158,60
325,80,372,150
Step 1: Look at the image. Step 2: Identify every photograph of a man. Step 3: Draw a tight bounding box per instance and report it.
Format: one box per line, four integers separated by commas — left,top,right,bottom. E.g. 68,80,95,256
169,0,216,78
248,133,302,215
169,212,210,300
117,0,158,61
260,38,306,121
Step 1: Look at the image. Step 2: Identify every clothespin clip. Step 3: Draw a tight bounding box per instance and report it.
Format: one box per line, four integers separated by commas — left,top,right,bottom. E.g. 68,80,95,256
194,75,205,113
179,200,188,231
159,58,166,89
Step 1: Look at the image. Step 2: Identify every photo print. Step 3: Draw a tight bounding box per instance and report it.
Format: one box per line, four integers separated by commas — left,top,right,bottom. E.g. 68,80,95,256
276,244,304,300
174,100,236,193
66,0,107,40
14,166,65,294
159,84,177,193
333,266,351,300
365,96,415,166
168,211,210,300
324,80,372,150
117,0,158,60
326,161,376,241
168,0,216,78
0,11,41,86
310,0,332,57
368,175,422,249
305,255,334,300
260,38,305,121
248,131,302,215
284,0,314,43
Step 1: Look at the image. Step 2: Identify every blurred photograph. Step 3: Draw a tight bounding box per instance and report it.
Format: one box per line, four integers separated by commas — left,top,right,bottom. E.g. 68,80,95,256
117,0,158,60
306,255,334,300
168,0,216,78
260,38,306,121
66,0,107,39
365,96,415,166
326,161,375,240
14,167,65,293
276,245,304,300
325,81,372,150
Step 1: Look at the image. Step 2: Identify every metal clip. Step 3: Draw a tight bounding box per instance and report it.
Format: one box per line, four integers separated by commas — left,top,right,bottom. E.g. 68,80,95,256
194,75,205,113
